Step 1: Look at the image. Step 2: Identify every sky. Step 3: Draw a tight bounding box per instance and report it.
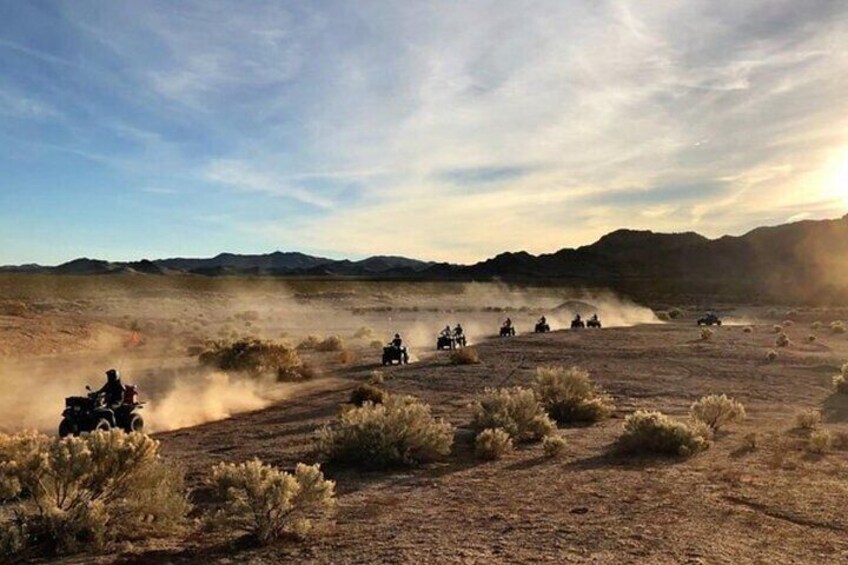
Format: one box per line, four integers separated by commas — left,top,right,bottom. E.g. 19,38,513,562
1,0,847,265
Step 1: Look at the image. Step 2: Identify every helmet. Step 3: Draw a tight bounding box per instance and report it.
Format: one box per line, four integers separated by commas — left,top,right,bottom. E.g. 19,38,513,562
394,334,400,338
106,369,120,381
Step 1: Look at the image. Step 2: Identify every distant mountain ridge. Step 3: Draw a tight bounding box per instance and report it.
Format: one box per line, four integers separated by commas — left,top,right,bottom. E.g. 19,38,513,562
4,214,848,303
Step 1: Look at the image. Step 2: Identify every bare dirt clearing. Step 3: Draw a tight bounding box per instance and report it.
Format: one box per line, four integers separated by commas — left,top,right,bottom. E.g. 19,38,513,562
2,276,847,563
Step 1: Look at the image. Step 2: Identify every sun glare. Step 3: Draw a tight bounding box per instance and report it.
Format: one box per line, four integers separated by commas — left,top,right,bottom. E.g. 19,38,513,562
826,148,848,205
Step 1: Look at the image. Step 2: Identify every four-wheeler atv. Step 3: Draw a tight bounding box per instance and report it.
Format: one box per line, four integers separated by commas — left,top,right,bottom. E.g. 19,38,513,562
437,334,466,350
382,344,410,365
587,318,602,328
697,313,722,326
571,318,586,329
59,384,145,437
499,325,516,337
534,321,551,333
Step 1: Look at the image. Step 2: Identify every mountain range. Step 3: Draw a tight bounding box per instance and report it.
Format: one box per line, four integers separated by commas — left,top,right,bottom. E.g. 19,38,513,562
4,214,848,303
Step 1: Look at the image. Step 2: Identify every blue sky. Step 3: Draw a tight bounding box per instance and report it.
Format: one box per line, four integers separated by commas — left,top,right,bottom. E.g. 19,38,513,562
1,1,847,265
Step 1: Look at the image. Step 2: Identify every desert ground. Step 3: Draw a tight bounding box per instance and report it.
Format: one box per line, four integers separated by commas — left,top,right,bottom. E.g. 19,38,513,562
2,275,848,564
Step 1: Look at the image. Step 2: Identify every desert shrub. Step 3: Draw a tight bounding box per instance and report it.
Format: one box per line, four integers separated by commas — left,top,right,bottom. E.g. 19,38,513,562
0,431,189,557
533,366,615,424
832,363,848,394
766,349,778,362
831,321,846,334
338,350,356,365
368,370,385,385
451,347,480,365
316,335,345,352
655,311,671,322
700,328,713,341
369,339,383,350
773,324,783,333
807,429,833,454
470,387,554,443
743,326,753,333
210,459,334,544
352,326,374,339
668,308,682,319
296,335,321,350
689,394,746,432
741,432,759,451
782,320,794,327
775,332,790,347
317,395,453,469
811,321,823,330
0,300,28,317
806,335,817,343
542,435,568,459
794,409,822,430
199,339,308,381
474,428,513,461
616,411,711,457
349,383,386,406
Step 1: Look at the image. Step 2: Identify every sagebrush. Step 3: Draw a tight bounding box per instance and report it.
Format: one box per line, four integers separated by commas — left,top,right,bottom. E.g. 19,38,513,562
210,459,334,544
689,394,746,432
794,409,821,430
616,410,711,457
832,321,846,334
0,431,189,557
470,387,554,442
349,383,386,406
474,428,513,460
775,332,790,347
318,394,454,468
542,435,568,458
451,347,480,365
199,339,309,381
832,362,848,394
807,429,833,454
534,366,614,424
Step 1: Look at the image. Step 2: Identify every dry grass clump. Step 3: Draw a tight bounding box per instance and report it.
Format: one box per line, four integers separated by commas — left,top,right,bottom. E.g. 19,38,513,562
296,335,321,350
782,320,794,327
209,459,334,544
0,300,29,317
831,321,846,334
533,366,615,424
474,428,513,460
368,370,385,385
317,394,453,469
338,350,356,365
471,387,554,442
655,311,671,321
199,339,309,381
806,334,817,343
794,409,822,430
811,321,823,330
0,431,189,558
689,394,746,432
315,335,345,352
542,435,568,458
700,328,713,341
369,339,383,349
352,326,375,339
615,411,711,457
349,383,386,406
766,349,778,362
668,308,683,319
832,363,848,394
773,324,783,333
742,326,753,333
775,332,790,347
451,347,480,365
807,429,833,454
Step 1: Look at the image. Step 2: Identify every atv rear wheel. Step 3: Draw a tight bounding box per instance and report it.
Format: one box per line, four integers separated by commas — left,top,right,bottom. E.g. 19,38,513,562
126,413,144,433
59,418,74,438
94,419,111,432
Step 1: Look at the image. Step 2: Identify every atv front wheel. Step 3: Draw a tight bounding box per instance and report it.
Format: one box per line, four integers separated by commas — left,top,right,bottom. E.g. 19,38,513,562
94,419,111,432
126,413,144,433
59,418,74,438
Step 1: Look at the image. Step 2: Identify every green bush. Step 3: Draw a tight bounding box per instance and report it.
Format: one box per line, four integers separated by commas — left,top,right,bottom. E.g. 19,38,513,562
616,410,711,457
689,394,746,432
349,383,386,406
318,395,454,469
210,459,334,544
533,366,614,424
199,339,308,381
0,431,189,557
470,387,554,443
474,428,513,460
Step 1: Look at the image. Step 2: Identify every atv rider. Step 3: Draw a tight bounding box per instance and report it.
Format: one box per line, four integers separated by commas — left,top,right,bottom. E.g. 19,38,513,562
441,326,452,338
573,313,582,324
391,334,404,349
503,317,513,329
97,369,125,408
453,323,464,338
590,313,599,323
538,315,547,326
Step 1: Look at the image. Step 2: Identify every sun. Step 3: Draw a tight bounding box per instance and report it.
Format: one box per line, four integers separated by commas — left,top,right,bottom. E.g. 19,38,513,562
823,147,848,205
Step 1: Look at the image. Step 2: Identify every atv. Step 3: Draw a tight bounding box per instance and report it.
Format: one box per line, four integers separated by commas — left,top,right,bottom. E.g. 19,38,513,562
697,313,722,326
59,384,144,437
382,344,410,365
499,325,516,337
534,321,551,333
571,318,586,329
436,334,466,350
587,318,602,328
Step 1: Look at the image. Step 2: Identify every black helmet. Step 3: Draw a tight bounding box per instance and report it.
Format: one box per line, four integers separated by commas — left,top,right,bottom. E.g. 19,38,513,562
106,368,120,381
394,333,400,338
